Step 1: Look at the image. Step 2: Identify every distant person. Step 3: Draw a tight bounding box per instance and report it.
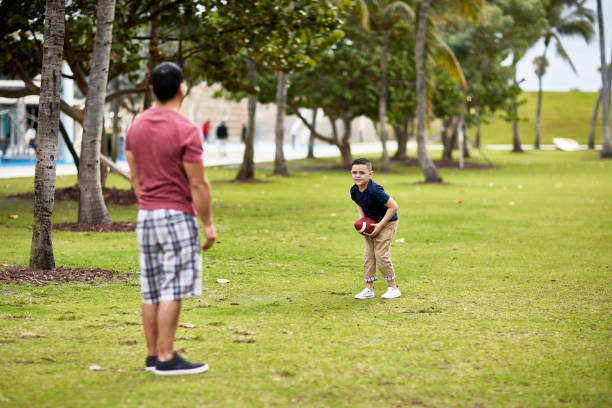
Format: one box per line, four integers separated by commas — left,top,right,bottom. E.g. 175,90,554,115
125,62,217,376
202,120,211,142
216,121,228,157
241,123,247,143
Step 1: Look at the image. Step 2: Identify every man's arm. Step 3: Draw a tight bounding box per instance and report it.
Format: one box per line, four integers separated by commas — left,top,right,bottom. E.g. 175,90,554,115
368,197,398,238
183,161,217,251
125,151,139,200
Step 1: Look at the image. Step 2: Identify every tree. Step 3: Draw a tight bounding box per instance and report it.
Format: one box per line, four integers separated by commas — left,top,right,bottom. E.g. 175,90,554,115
596,0,612,157
588,62,611,149
533,0,594,149
78,0,116,225
287,23,379,168
414,0,441,182
361,0,414,172
30,0,65,270
236,58,259,180
274,71,290,176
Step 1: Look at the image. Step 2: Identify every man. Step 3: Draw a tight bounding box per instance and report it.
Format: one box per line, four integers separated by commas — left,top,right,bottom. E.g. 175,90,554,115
216,121,228,156
125,62,217,376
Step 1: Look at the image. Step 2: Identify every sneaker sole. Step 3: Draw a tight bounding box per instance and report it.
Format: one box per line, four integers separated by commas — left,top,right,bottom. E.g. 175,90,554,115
145,366,156,372
381,294,401,299
154,364,209,376
354,295,374,299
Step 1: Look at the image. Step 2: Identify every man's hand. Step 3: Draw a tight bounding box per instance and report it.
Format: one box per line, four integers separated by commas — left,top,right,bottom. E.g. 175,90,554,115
368,223,383,238
202,223,217,251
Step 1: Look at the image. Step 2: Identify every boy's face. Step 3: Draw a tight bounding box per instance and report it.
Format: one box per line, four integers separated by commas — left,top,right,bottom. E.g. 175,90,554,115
351,164,373,187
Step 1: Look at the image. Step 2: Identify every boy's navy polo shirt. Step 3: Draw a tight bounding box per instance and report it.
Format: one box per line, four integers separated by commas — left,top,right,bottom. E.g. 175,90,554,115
350,179,398,223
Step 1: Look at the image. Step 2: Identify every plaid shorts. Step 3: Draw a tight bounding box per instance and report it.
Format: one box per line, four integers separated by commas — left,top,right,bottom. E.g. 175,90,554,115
136,209,202,304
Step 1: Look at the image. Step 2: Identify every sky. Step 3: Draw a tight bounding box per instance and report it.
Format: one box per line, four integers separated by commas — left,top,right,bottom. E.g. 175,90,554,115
515,0,611,92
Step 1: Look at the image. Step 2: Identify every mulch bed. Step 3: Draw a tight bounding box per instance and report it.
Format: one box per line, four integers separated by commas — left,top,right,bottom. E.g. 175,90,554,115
11,185,137,206
53,222,136,232
0,265,126,286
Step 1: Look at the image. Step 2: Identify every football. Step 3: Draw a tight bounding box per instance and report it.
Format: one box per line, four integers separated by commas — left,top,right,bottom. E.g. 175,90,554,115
354,217,377,235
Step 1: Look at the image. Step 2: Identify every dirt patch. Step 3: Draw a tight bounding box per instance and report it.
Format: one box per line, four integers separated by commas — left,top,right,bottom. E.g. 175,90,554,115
11,185,137,206
0,265,126,286
53,222,136,232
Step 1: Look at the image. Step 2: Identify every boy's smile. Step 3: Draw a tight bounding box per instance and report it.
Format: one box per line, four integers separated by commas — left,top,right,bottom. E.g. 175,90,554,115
351,164,373,190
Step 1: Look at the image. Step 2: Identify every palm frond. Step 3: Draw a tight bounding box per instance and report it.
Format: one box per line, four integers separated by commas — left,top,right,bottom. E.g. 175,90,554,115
432,32,467,90
553,34,577,73
556,19,595,43
382,1,414,23
353,0,371,30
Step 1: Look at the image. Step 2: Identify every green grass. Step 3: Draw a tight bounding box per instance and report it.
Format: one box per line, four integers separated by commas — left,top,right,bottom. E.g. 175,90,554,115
473,91,611,146
1,150,611,407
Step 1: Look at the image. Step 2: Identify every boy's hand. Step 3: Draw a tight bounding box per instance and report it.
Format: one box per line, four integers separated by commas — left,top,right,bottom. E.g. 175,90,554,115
368,223,383,238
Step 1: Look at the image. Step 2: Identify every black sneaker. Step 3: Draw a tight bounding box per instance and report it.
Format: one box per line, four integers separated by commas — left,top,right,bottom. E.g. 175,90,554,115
154,352,209,376
145,355,157,372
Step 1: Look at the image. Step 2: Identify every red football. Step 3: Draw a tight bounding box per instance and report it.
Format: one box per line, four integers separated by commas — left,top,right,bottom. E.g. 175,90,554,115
354,217,376,235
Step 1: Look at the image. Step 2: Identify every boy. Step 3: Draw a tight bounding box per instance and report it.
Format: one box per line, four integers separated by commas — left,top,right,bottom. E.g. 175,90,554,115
350,158,401,299
125,62,217,375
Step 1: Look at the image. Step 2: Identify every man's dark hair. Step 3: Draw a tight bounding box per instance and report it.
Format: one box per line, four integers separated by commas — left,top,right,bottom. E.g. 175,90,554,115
352,158,372,171
151,62,183,102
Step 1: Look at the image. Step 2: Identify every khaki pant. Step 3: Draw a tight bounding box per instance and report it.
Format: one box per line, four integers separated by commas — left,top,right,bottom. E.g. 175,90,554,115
363,220,397,283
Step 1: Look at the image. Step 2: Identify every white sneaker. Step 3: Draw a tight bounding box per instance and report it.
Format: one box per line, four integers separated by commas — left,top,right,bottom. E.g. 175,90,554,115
354,287,375,299
381,287,401,299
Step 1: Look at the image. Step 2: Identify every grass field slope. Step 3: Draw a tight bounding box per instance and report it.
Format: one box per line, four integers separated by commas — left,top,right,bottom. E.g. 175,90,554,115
475,91,611,146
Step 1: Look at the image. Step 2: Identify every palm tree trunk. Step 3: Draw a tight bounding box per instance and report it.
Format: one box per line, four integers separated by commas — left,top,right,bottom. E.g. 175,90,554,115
273,71,290,176
111,77,120,161
589,64,612,149
30,0,65,270
379,28,391,172
441,117,452,160
415,0,441,182
535,72,543,149
473,108,481,148
307,108,317,159
462,119,470,159
597,0,612,157
143,15,158,110
237,58,257,180
78,0,115,225
457,115,464,169
589,90,602,149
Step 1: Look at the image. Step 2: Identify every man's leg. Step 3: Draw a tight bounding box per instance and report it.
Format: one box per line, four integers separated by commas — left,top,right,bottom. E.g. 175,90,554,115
157,300,181,362
142,302,159,357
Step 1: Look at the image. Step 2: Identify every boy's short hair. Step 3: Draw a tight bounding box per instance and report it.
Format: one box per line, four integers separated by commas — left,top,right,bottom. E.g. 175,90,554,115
151,62,183,102
352,158,372,171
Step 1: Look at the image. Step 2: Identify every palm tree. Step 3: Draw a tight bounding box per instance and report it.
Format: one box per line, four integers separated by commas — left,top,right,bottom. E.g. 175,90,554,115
414,0,441,182
533,0,594,149
78,0,116,224
414,0,479,182
30,0,65,270
596,0,611,157
360,0,414,172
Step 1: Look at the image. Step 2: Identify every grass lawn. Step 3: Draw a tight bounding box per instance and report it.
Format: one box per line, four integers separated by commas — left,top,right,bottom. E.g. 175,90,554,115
0,149,611,407
472,91,612,146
